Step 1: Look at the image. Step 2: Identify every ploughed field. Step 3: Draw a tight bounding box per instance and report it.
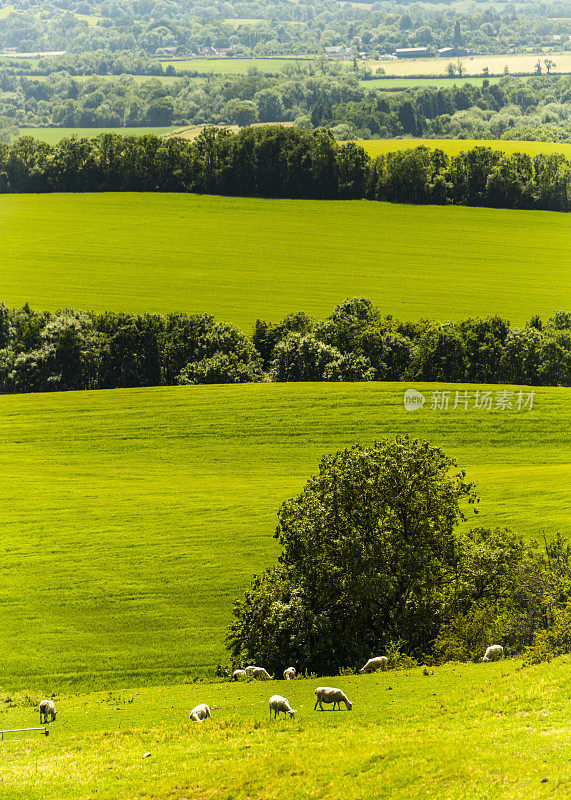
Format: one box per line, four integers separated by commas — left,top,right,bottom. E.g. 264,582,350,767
0,382,568,691
1,194,570,330
4,658,571,800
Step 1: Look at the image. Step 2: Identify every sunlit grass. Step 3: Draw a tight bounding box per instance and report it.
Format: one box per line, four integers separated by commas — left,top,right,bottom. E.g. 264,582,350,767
357,138,571,159
0,193,568,331
0,382,568,691
4,658,571,799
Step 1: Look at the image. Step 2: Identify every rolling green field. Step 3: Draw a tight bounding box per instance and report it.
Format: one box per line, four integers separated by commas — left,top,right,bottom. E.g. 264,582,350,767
4,657,571,800
1,194,569,330
357,138,571,160
18,126,182,143
0,382,568,691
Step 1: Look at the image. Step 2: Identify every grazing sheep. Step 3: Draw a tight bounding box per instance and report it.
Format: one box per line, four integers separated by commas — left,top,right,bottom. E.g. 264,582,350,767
269,694,295,719
245,665,258,677
360,656,388,674
233,669,247,681
39,699,56,724
190,703,211,723
481,644,504,663
251,667,274,681
314,687,352,711
283,667,296,681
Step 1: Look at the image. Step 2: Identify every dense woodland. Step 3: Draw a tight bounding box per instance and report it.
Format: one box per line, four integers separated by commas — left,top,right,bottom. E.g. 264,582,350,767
1,71,570,144
1,127,570,210
0,0,571,55
0,0,569,57
0,299,569,394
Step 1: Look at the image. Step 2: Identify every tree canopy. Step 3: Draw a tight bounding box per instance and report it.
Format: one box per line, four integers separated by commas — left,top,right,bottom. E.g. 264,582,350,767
227,436,480,675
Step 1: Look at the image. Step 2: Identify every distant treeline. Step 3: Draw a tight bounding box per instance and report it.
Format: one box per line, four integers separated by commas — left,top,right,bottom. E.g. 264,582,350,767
2,127,571,211
1,69,570,141
1,299,569,394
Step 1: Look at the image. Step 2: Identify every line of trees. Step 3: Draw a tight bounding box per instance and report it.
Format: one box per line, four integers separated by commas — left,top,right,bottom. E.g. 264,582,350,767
2,70,570,141
1,127,571,211
0,299,569,395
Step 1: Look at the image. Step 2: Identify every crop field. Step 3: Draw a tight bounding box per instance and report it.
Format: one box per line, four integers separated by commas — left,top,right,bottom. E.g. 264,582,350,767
5,657,571,800
0,381,568,691
1,193,569,330
362,52,571,77
18,126,183,143
357,138,571,160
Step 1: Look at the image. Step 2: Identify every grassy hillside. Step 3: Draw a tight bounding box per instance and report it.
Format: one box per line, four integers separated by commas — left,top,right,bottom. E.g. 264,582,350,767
0,382,568,691
4,658,571,799
1,194,569,330
357,138,571,159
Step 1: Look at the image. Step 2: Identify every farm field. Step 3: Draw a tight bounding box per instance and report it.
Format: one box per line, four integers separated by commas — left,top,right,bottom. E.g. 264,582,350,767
18,126,183,143
0,381,568,691
1,193,569,330
362,52,571,77
357,138,571,159
5,657,571,800
26,73,188,83
363,75,507,89
163,56,312,74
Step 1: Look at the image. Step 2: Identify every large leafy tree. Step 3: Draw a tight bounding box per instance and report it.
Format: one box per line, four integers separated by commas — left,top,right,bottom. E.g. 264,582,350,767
227,436,479,675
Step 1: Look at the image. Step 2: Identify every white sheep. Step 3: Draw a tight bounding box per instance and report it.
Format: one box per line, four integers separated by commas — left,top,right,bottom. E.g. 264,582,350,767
251,667,274,681
233,669,247,681
245,665,258,677
190,703,211,723
314,687,352,711
283,667,296,680
360,656,388,674
39,699,56,724
481,644,504,663
269,694,295,719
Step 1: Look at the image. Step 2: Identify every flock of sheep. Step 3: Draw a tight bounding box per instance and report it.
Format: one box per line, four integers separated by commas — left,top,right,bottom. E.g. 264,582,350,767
189,645,504,725
36,646,503,728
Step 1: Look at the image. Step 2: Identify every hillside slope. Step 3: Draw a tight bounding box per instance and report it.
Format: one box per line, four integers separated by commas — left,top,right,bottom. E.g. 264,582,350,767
1,193,569,330
1,382,568,691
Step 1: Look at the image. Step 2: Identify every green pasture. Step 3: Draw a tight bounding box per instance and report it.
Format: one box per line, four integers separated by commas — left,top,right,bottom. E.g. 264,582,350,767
4,646,571,798
162,57,312,74
0,381,568,691
1,193,569,330
357,137,571,160
362,75,506,89
17,126,182,143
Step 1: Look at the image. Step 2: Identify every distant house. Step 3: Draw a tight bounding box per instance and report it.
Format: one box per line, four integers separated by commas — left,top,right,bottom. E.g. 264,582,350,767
324,45,352,59
395,47,430,59
438,46,469,58
201,46,234,57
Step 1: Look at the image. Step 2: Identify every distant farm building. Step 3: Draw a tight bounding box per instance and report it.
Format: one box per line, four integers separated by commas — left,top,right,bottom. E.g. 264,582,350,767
324,45,352,59
395,47,430,59
438,46,469,58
